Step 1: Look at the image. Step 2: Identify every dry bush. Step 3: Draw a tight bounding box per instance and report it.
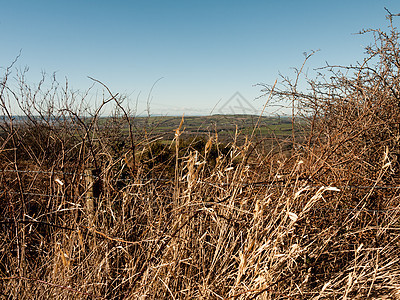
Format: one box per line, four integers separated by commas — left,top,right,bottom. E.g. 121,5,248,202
2,16,400,300
260,18,400,189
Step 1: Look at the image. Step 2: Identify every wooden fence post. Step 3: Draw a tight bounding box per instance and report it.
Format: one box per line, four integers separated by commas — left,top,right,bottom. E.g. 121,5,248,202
84,168,101,225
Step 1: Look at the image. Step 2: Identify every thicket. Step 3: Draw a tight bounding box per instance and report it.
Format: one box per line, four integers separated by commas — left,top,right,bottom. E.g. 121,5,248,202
2,15,400,299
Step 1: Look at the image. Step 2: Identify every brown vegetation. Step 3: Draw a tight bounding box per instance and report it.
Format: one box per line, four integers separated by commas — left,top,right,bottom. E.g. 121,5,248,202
2,18,400,299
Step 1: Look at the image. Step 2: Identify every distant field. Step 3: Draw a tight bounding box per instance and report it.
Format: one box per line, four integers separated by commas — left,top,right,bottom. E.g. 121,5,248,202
121,114,296,142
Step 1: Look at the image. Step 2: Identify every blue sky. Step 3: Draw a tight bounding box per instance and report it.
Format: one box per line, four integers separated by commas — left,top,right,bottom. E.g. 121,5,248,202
1,0,399,116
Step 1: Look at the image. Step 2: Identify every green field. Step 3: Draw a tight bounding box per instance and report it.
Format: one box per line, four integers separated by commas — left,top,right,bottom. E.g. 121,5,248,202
122,114,296,142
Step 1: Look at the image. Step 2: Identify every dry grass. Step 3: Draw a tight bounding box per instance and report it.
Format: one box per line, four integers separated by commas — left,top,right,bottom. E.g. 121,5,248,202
2,18,400,300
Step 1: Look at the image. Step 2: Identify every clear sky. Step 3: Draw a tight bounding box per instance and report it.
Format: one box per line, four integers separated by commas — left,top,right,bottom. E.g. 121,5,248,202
1,0,399,116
